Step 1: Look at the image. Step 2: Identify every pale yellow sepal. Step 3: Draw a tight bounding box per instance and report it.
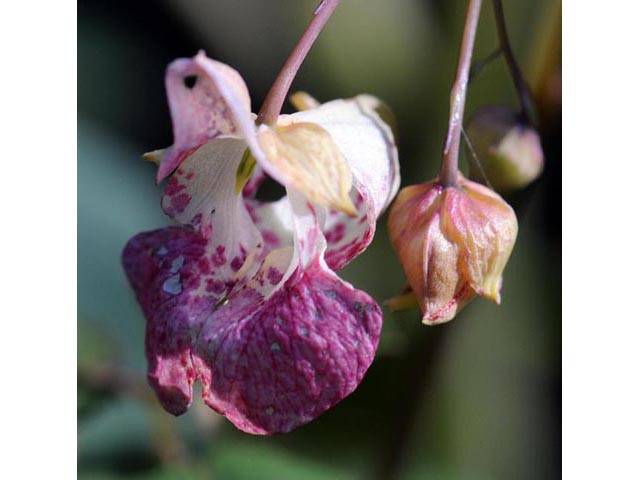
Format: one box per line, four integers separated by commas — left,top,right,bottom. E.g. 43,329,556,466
142,148,168,165
384,290,419,312
289,91,320,111
258,122,357,216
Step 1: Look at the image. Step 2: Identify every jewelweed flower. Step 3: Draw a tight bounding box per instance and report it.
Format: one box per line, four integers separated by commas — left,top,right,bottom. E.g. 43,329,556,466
388,172,517,324
122,52,399,434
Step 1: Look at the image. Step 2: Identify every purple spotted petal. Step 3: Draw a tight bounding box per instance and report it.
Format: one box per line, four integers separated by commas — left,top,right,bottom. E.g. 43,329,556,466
242,196,294,252
123,225,381,434
124,164,384,434
122,227,211,414
192,259,381,434
160,138,274,306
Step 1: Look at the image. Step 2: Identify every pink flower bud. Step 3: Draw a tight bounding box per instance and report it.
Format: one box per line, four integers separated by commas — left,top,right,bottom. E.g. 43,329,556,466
387,173,518,324
466,106,544,193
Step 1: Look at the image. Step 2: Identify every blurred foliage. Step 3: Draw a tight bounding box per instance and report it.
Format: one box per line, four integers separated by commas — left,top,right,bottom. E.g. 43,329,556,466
78,0,561,478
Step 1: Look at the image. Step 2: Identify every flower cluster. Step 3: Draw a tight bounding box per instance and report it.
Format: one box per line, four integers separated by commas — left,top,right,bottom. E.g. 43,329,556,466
121,0,537,435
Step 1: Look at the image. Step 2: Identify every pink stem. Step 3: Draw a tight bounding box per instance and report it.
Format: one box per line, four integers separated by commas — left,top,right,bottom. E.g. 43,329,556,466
257,0,340,125
440,0,483,187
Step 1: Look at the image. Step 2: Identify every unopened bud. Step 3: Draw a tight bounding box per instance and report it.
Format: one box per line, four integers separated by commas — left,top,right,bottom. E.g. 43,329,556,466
387,173,518,324
466,106,543,193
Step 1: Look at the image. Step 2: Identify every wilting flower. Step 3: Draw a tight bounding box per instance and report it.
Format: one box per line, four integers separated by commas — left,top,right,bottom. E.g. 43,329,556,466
387,172,517,324
122,52,399,434
466,106,544,193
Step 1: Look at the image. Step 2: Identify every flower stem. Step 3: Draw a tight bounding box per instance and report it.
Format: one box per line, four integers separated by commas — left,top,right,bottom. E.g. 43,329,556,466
492,0,535,123
440,0,483,188
257,0,340,125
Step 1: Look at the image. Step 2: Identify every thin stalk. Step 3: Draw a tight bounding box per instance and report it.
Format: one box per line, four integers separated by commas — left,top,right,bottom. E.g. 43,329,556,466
469,46,502,81
440,0,483,187
492,0,535,123
257,0,340,125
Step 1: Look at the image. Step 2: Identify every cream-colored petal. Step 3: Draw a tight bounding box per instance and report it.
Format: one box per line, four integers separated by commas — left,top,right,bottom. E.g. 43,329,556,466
286,96,400,218
258,122,357,216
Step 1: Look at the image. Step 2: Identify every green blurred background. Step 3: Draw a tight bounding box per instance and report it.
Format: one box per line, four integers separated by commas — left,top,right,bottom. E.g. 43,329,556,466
78,0,561,478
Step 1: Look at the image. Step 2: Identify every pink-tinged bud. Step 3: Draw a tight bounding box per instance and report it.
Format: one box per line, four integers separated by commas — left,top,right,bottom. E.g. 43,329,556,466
387,173,518,324
466,106,544,193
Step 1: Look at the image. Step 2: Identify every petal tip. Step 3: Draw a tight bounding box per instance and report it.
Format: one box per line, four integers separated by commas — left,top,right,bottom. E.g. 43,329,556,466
147,363,195,417
422,309,455,326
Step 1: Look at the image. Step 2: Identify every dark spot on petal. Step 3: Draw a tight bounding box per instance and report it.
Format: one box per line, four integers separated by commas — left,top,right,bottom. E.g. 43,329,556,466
183,75,198,89
267,266,283,285
170,193,191,214
230,256,243,272
211,245,227,267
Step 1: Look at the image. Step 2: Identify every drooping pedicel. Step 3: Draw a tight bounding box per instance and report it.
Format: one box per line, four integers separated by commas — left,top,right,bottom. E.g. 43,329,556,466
122,52,399,434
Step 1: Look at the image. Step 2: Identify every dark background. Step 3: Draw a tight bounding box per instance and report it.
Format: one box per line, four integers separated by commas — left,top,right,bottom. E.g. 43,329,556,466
78,0,561,478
